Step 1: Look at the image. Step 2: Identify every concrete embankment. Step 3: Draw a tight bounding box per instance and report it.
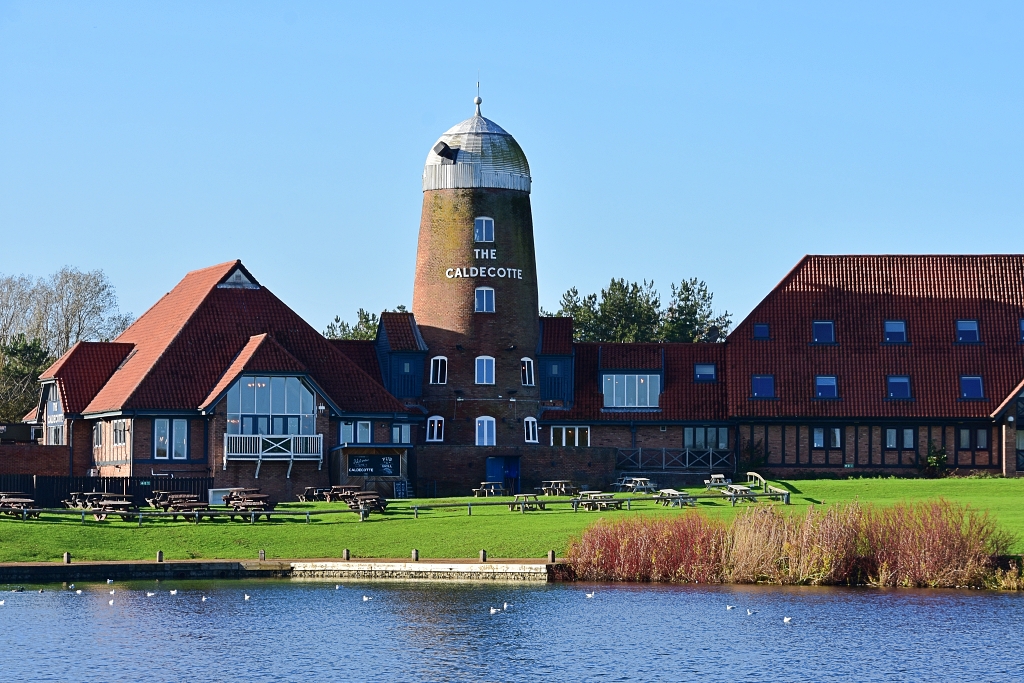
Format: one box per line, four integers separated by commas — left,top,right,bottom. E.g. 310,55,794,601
0,558,565,584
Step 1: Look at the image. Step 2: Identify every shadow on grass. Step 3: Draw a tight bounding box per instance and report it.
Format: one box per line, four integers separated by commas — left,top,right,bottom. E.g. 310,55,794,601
802,497,823,505
774,481,803,494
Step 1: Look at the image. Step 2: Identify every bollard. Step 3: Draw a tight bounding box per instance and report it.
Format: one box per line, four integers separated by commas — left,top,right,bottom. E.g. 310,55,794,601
138,512,143,527
156,550,164,563
414,506,418,519
359,508,368,522
259,549,266,561
547,550,555,563
521,501,526,514
343,548,350,561
468,502,472,516
306,511,310,524
62,552,71,564
479,549,487,562
627,499,631,511
412,549,419,561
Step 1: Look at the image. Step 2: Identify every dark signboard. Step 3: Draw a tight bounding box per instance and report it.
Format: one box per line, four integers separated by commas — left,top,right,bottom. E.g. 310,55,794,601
347,454,400,477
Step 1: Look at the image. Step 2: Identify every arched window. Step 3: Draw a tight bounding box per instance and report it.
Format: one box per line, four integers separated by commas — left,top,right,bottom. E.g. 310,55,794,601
475,287,495,313
426,416,444,442
474,217,494,242
429,356,448,384
524,417,538,443
475,356,495,384
520,358,535,386
476,416,496,446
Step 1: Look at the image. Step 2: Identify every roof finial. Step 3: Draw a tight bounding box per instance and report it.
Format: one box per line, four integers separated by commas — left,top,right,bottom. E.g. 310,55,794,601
475,78,482,116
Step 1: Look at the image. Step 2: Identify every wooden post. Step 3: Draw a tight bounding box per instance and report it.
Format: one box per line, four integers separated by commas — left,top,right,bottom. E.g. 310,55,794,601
62,552,71,564
156,550,164,563
258,549,265,561
412,549,419,561
413,506,418,519
468,502,472,516
479,549,487,562
343,548,350,561
547,550,555,563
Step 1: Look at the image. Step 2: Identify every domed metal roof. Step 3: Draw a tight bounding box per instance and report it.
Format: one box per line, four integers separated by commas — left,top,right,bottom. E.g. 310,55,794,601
422,98,531,193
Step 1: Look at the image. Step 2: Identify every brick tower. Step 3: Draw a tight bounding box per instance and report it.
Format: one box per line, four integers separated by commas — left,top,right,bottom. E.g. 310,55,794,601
413,97,540,453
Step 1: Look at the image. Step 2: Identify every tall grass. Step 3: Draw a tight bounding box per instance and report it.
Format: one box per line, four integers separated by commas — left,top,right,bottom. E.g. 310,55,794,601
566,499,1018,589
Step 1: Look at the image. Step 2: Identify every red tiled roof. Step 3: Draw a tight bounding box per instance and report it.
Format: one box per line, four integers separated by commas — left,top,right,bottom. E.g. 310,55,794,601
200,334,307,409
539,317,573,355
22,407,38,423
38,341,135,414
727,255,1024,419
330,340,384,385
599,344,662,370
550,343,728,422
82,261,408,416
379,312,425,351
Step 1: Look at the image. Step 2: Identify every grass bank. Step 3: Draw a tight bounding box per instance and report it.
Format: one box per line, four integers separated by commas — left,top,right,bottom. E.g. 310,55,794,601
0,477,1022,563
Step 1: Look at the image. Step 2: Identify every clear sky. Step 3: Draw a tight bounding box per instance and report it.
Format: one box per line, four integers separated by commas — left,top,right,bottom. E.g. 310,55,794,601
1,1,1021,330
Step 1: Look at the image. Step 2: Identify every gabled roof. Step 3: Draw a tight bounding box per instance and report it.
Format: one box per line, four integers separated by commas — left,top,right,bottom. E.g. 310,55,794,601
550,342,728,422
378,312,428,352
330,340,384,385
38,341,135,414
538,317,573,355
727,255,1024,419
200,334,307,410
79,260,407,416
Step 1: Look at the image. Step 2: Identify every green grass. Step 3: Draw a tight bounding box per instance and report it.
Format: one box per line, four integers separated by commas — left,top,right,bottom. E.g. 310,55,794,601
1,477,1023,562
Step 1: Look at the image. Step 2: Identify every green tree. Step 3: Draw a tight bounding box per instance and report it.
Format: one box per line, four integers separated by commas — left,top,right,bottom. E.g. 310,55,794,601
323,305,408,340
661,278,733,343
0,335,53,422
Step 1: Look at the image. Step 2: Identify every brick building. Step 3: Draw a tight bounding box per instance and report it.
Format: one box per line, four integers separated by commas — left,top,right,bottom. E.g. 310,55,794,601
18,99,1022,498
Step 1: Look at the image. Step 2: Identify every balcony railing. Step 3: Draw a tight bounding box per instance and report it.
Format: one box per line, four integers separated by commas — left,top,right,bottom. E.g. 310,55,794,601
223,434,323,478
616,447,733,472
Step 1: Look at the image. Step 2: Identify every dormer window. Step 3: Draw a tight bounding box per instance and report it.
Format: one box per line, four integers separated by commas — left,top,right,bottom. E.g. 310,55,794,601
812,321,835,344
474,217,494,242
956,320,980,343
602,374,660,408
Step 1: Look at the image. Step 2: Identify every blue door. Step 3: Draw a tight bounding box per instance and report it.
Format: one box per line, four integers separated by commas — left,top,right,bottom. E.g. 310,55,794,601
486,456,520,494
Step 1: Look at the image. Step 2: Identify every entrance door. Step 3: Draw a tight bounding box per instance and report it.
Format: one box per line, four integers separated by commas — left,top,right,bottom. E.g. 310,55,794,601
486,456,520,494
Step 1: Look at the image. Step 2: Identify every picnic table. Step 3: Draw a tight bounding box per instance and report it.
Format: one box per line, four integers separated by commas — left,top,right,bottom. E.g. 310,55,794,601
323,485,362,502
653,488,697,507
91,499,139,521
723,483,758,505
473,482,507,497
508,493,546,512
0,497,39,518
540,480,579,496
577,492,623,511
704,474,733,490
626,478,658,494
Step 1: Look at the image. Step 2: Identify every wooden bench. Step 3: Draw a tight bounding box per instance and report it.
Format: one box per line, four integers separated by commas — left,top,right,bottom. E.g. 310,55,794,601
508,494,546,512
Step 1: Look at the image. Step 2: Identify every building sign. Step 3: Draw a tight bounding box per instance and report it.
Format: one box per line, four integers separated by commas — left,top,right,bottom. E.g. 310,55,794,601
348,454,400,477
445,267,523,280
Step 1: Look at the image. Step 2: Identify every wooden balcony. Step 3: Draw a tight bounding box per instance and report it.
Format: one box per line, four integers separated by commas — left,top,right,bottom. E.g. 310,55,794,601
616,447,733,472
223,434,323,478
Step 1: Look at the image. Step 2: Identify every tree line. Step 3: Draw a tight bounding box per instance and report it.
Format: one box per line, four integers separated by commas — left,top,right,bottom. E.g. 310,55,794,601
325,277,730,343
0,267,133,422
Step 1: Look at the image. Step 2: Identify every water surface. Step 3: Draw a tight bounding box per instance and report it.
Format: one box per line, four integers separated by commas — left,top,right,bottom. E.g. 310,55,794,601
1,580,1021,682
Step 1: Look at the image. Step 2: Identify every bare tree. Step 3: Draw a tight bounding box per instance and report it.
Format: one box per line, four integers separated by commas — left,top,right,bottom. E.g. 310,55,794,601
0,274,38,343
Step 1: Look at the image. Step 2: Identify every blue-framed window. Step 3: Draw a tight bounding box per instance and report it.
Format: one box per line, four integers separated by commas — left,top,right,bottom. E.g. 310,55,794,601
812,427,841,449
812,321,835,344
884,320,907,343
154,418,188,460
887,375,912,399
1018,319,1024,342
753,323,770,340
751,375,775,398
474,217,494,242
815,375,838,399
960,376,984,399
694,364,716,382
956,320,980,343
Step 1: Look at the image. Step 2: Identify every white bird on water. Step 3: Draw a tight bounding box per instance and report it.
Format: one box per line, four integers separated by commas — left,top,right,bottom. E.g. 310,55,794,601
747,609,756,616
0,600,5,606
490,607,501,614
362,596,371,601
201,596,208,602
726,605,735,610
146,592,156,598
503,602,511,610
169,590,177,596
784,617,793,624
107,579,113,584
108,599,114,606
585,592,595,599
75,590,82,595
69,584,74,590
109,590,115,595
244,594,251,601
335,585,341,590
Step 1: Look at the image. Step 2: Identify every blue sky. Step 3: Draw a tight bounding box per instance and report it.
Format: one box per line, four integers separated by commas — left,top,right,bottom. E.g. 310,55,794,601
1,1,1021,330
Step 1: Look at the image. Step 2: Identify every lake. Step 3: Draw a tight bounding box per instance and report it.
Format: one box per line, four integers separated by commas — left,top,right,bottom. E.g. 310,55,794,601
1,580,1021,682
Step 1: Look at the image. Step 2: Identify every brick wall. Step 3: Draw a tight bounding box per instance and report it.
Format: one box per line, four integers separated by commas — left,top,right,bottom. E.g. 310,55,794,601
0,443,71,476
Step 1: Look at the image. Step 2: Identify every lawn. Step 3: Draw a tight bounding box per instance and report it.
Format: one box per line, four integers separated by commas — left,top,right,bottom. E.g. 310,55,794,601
1,477,1022,563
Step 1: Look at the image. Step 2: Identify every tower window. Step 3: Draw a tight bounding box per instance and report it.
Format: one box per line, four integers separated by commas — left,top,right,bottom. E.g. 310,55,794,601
524,417,538,443
429,357,448,384
475,356,495,384
521,358,535,386
426,416,444,442
474,217,494,242
475,287,495,313
475,416,496,446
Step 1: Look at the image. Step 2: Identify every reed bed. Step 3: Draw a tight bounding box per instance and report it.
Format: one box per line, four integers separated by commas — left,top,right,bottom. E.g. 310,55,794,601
566,499,1019,589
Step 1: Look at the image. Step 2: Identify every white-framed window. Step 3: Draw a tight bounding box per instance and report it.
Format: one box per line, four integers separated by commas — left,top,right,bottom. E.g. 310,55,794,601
47,425,64,445
521,358,535,386
524,417,538,443
392,423,411,444
550,426,589,447
226,375,316,436
812,427,841,449
476,356,495,384
340,420,373,444
92,423,102,448
475,287,495,313
476,416,496,446
474,217,494,242
429,357,448,384
112,420,127,446
426,416,444,442
154,418,188,460
602,374,661,408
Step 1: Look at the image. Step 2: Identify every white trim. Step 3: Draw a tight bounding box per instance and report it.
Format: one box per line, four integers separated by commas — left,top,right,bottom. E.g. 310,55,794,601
475,356,495,385
520,357,535,386
524,417,538,443
429,356,448,384
473,216,495,242
476,416,496,446
475,287,495,313
426,416,444,442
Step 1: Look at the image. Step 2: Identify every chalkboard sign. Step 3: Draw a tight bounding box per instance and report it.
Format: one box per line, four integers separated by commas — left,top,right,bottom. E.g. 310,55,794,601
347,454,399,477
